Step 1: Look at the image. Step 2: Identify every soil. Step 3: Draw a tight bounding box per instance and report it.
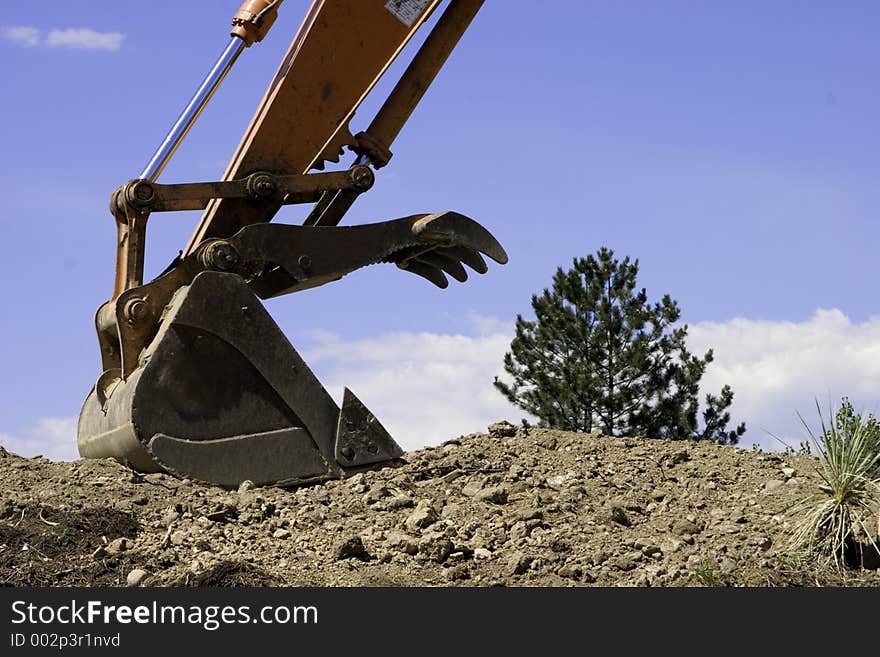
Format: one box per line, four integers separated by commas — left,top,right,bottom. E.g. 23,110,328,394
2,422,878,587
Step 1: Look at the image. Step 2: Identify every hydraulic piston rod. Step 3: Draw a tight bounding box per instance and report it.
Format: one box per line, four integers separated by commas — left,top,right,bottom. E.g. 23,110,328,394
139,35,246,182
138,1,283,182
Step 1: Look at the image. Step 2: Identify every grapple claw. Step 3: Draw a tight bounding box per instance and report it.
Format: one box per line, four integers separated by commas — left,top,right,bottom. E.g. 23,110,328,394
416,251,469,282
412,212,508,265
439,246,488,274
397,259,449,288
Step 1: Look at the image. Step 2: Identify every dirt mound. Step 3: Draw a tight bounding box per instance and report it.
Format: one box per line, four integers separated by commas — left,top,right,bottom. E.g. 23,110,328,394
1,426,878,587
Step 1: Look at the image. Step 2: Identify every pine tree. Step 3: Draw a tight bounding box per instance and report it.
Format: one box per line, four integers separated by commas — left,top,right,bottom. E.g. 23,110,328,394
494,247,745,444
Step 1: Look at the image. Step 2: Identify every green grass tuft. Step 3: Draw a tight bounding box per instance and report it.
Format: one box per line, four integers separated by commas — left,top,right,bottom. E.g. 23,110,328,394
789,399,880,568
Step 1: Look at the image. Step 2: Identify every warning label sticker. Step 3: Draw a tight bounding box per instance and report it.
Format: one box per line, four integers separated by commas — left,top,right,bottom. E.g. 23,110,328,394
384,0,432,27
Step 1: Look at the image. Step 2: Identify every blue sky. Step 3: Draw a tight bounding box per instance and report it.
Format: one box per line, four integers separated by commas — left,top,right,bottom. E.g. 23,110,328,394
1,1,879,459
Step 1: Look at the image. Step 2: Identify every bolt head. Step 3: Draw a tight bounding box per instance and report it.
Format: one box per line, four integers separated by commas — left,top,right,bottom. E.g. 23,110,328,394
209,243,239,271
252,175,277,197
340,446,355,461
297,255,312,270
124,298,149,325
349,166,374,191
133,182,154,202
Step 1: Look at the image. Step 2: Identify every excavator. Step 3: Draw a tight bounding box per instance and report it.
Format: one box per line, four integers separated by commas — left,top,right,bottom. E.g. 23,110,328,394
76,0,506,488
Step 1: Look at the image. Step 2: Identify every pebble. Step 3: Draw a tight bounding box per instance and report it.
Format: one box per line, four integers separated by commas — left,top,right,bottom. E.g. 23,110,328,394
418,534,454,563
335,535,370,561
488,421,517,438
405,501,439,531
672,519,701,536
126,569,149,587
606,504,631,527
474,486,508,505
507,552,533,576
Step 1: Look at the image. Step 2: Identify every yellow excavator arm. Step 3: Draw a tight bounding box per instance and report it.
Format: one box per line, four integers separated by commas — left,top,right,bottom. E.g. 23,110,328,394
78,0,506,488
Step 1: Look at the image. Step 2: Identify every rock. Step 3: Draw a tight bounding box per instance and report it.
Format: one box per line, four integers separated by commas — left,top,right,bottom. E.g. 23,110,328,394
272,528,291,539
0,500,15,519
169,531,187,546
106,538,128,555
363,487,389,504
488,420,517,438
668,450,690,465
547,474,570,491
126,569,149,587
672,519,701,536
605,504,631,527
763,479,785,493
162,506,181,526
418,534,454,563
536,435,558,450
442,469,464,483
473,548,492,560
719,558,737,575
518,508,543,522
461,478,485,497
386,495,416,510
386,531,419,555
610,555,636,571
474,486,508,505
507,552,533,576
238,480,255,494
588,550,609,565
405,501,439,531
557,564,582,580
650,489,667,502
335,535,370,561
781,467,796,479
445,564,471,581
509,521,530,541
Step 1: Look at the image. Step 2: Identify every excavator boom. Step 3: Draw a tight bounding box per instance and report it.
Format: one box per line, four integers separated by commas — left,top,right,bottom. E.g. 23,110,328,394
78,0,505,488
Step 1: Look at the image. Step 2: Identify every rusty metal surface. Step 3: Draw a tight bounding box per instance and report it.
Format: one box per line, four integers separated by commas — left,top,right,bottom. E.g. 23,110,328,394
360,0,484,162
305,0,484,228
184,0,442,254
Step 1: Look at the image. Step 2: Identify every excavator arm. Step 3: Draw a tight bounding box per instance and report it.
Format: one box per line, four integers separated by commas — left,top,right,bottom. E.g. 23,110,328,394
78,0,505,488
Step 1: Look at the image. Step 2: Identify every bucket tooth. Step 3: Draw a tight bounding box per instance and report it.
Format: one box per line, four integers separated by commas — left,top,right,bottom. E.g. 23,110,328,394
77,270,404,488
335,388,403,469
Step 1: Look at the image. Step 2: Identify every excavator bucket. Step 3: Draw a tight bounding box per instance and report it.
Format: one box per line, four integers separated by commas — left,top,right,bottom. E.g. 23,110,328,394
78,271,402,488
76,0,501,488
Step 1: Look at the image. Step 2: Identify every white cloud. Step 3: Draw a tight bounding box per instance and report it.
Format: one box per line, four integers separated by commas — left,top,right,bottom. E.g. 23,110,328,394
1,26,124,51
1,26,40,47
301,308,880,454
300,314,526,452
46,28,125,51
689,308,880,451
0,417,79,462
